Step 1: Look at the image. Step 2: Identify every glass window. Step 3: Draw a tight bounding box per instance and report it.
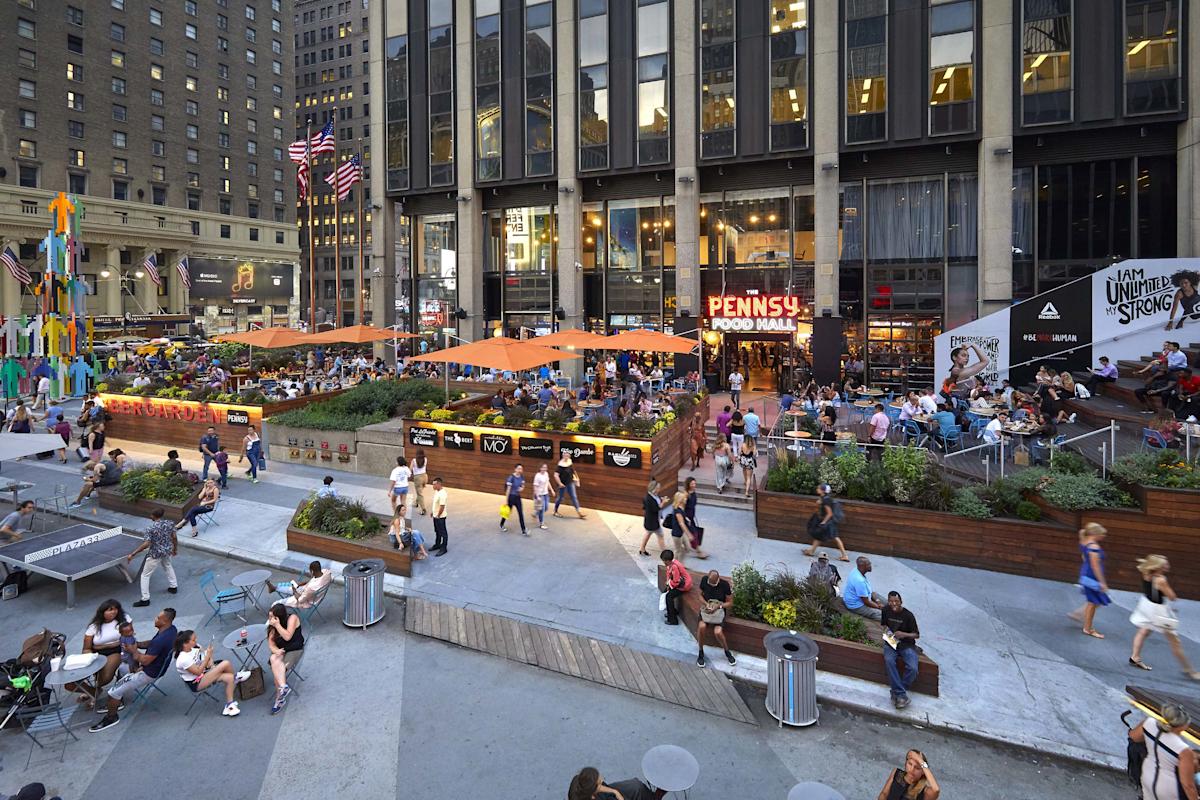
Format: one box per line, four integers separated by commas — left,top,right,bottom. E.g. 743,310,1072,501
845,0,887,144
18,110,35,129
67,120,83,138
67,91,84,111
113,104,127,121
867,176,945,263
428,1,455,187
112,77,127,95
111,23,125,41
416,214,457,338
18,139,36,158
112,130,127,148
150,8,162,25
111,50,125,68
770,1,808,152
700,0,736,159
578,0,609,170
18,165,38,188
385,36,409,191
929,0,975,135
113,180,129,200
18,48,36,69
19,80,36,99
1124,0,1180,115
1021,0,1072,125
636,0,670,165
185,23,198,39
66,63,84,82
17,18,35,39
525,0,554,176
475,7,501,181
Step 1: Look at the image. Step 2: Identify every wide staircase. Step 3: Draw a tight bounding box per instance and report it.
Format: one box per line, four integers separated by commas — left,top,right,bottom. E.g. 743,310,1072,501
1066,340,1200,426
679,421,769,510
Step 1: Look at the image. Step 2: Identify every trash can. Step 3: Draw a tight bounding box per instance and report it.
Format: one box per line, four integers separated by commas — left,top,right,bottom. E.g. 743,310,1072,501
764,630,819,727
342,558,386,629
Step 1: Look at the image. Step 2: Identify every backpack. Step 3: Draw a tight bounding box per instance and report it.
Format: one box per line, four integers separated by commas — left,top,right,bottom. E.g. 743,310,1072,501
831,498,845,524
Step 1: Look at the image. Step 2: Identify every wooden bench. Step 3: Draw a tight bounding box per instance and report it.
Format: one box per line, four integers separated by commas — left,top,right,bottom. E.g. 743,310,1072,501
657,565,939,696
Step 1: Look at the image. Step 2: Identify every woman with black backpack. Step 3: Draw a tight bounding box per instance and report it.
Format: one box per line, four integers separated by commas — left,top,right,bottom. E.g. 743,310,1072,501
802,483,850,562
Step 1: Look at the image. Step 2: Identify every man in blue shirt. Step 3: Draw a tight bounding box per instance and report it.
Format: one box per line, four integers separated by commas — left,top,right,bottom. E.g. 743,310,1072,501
89,608,178,732
538,365,551,381
930,403,958,442
842,556,884,621
743,409,761,443
501,464,527,536
537,382,555,406
199,426,219,481
316,476,338,497
779,392,795,412
616,351,631,379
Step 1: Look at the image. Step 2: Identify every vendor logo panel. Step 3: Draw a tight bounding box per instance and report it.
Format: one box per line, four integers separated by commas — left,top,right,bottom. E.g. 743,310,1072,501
442,429,475,450
603,446,643,469
408,426,439,447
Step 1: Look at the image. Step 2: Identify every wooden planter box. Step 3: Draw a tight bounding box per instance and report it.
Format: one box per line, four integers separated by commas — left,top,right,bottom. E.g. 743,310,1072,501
284,501,411,577
756,480,1200,595
657,566,939,696
97,484,202,523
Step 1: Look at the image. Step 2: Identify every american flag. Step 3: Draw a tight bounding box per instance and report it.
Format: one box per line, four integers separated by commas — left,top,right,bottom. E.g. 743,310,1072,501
288,118,336,163
143,252,161,287
324,154,363,201
297,160,310,200
176,256,192,289
0,247,32,285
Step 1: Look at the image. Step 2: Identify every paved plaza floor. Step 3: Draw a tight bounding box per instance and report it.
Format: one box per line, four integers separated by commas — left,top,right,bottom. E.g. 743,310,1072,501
0,395,1187,778
0,546,1124,799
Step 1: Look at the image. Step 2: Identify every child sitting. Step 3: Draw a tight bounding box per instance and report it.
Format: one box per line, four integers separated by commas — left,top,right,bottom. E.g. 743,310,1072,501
118,621,140,676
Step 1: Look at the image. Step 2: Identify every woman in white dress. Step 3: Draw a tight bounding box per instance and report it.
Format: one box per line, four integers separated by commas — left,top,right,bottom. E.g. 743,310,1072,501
1129,703,1198,800
1129,555,1200,680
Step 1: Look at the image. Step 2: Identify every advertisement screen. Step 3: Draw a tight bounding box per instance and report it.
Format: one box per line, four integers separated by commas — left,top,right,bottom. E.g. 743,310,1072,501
187,258,294,305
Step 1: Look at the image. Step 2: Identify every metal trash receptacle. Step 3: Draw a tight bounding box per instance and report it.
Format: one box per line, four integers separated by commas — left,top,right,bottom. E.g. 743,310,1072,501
342,558,386,629
764,630,819,727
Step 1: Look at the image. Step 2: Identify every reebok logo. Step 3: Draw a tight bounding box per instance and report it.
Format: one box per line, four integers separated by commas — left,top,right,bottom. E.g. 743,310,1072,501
1037,302,1060,320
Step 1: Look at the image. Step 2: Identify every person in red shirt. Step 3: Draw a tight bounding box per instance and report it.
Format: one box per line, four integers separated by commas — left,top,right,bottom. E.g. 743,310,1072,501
1168,369,1200,420
661,550,692,626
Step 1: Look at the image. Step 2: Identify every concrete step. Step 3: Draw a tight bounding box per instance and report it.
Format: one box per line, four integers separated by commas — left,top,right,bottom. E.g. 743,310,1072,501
693,488,754,509
1094,377,1145,406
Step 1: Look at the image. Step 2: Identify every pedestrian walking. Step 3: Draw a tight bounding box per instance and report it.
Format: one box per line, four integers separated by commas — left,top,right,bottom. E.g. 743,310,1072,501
213,446,230,488
430,477,449,556
500,464,528,536
533,463,551,530
1129,555,1200,679
637,479,667,557
199,426,219,481
736,436,757,498
728,368,744,409
803,483,850,561
239,426,262,484
667,491,698,560
688,411,706,470
552,452,586,518
712,437,734,493
682,478,709,558
1069,522,1111,638
32,374,49,411
1129,704,1196,800
410,448,429,515
388,456,412,514
127,508,178,607
728,410,745,455
877,750,941,800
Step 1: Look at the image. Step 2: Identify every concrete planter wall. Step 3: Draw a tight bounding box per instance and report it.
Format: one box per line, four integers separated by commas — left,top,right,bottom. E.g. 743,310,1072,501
97,484,202,523
284,500,411,577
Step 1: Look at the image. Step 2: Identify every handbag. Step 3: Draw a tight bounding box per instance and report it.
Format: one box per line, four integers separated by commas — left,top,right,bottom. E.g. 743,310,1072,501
499,503,511,520
257,455,267,471
700,603,725,625
236,665,266,700
658,591,668,612
1078,575,1103,592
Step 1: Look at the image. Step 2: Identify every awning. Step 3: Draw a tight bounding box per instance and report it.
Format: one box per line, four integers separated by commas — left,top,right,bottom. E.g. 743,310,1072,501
0,434,70,462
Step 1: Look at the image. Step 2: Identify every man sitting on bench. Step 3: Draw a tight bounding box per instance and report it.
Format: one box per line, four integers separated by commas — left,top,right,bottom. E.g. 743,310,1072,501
695,570,736,668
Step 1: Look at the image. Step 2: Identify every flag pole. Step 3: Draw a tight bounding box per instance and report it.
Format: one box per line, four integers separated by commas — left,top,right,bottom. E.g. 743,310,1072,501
333,165,342,330
306,117,317,332
356,139,365,325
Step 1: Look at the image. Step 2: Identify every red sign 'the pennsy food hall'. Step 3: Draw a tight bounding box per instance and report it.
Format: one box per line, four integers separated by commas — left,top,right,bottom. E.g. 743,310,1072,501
104,397,250,425
706,295,803,332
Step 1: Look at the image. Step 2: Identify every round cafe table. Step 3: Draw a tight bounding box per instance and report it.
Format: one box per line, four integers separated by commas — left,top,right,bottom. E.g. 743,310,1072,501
788,782,847,800
784,429,813,453
858,388,885,397
785,408,807,433
44,653,106,704
232,569,273,613
222,623,269,672
642,744,699,798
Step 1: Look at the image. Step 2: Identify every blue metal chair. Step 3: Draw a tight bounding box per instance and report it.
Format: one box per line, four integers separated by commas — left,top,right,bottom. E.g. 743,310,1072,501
16,692,80,767
124,665,171,715
196,499,220,529
1011,409,1028,422
934,426,964,452
200,570,247,627
900,419,924,447
182,679,223,729
1141,428,1170,451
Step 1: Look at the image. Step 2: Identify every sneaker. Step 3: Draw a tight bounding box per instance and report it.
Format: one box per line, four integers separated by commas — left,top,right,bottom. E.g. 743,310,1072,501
251,478,259,484
725,652,737,666
896,695,911,709
96,702,125,714
167,587,178,594
1068,413,1077,423
696,653,706,667
132,599,150,607
68,501,84,509
538,524,548,530
499,522,507,532
235,670,252,683
222,702,241,717
521,530,530,537
89,715,121,732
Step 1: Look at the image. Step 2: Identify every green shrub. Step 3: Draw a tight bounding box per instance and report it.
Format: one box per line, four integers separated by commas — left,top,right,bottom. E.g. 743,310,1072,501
502,405,533,427
909,467,955,512
763,564,807,605
830,613,875,646
294,494,382,540
762,601,798,630
476,411,497,425
882,446,929,503
1112,451,1200,490
1015,500,1042,521
950,487,993,519
1048,449,1090,475
541,409,568,431
980,477,1023,517
119,467,194,504
845,459,890,503
624,415,656,438
268,379,446,431
730,562,768,621
1036,472,1135,510
412,409,429,419
764,461,820,496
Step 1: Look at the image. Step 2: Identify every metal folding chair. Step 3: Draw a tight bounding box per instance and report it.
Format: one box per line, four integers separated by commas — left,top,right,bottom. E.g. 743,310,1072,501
200,570,247,627
183,680,223,729
17,693,80,767
35,484,71,530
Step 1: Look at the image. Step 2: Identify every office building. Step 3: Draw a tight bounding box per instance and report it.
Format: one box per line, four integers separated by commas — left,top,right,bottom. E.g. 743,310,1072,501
368,0,1196,389
0,0,299,333
294,0,375,327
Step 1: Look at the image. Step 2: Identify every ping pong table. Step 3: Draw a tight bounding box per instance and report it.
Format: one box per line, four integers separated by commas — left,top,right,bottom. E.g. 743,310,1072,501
0,524,142,609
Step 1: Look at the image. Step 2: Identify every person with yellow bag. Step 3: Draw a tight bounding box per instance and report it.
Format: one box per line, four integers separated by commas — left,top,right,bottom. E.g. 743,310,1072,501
500,464,529,536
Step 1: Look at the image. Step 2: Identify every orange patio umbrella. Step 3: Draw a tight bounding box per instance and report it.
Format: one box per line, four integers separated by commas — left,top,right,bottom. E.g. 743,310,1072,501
533,329,612,350
607,329,698,354
410,336,581,373
304,324,420,344
212,326,308,369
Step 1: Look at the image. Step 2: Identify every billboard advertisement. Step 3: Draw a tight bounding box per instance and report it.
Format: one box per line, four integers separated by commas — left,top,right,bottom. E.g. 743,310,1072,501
187,258,295,305
935,258,1200,388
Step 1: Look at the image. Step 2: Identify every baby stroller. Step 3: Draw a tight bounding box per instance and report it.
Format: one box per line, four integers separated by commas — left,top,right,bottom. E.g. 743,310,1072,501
0,629,66,731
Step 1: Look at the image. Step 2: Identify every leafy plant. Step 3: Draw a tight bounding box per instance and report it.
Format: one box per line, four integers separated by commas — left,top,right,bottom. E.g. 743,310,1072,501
1015,500,1042,521
528,419,544,429
503,405,533,427
980,477,1023,517
119,467,194,504
763,564,807,605
1112,451,1200,490
477,411,497,425
1048,449,1090,476
268,379,446,431
762,600,798,630
845,460,890,503
950,487,992,520
294,494,383,540
730,561,768,621
625,416,656,438
909,468,955,512
429,409,455,421
493,415,506,426
882,446,929,503
829,613,875,646
1035,472,1135,510
765,461,819,495
412,409,429,419
541,409,568,430
564,421,581,433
